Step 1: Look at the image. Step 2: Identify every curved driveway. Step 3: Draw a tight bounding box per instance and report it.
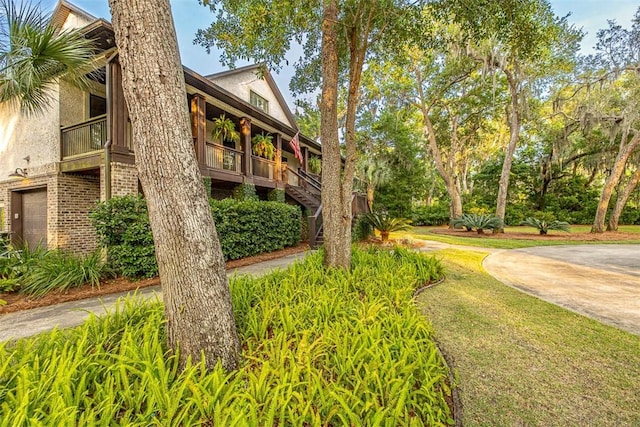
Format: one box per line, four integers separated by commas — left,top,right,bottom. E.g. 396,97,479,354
483,244,640,335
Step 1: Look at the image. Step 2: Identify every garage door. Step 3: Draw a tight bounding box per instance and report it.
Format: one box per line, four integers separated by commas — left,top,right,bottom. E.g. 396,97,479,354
21,189,48,249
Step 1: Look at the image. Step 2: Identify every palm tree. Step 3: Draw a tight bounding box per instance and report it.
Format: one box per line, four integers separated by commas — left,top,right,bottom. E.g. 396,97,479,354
358,157,391,211
0,0,94,114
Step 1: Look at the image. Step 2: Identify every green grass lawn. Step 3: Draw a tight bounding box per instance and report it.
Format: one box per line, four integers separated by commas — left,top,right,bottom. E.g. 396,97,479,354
417,249,640,426
403,225,640,249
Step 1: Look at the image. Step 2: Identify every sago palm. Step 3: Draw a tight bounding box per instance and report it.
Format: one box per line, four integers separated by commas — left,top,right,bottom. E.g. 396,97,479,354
364,212,412,242
0,0,95,114
522,217,570,235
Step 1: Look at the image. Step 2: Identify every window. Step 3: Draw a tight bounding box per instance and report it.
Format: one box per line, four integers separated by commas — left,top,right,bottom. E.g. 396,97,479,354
250,91,269,113
89,94,106,118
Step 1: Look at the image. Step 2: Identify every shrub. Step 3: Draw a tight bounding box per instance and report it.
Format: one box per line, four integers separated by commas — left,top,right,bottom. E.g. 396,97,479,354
352,214,373,241
411,204,450,226
0,247,452,425
267,188,285,203
364,212,412,242
0,246,108,296
210,198,301,260
92,196,302,279
91,195,157,279
232,183,258,201
20,250,108,297
451,213,502,234
522,217,570,235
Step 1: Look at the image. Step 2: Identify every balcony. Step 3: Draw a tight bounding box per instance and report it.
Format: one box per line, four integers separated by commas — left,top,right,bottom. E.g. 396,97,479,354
252,156,275,180
205,142,243,173
61,115,107,159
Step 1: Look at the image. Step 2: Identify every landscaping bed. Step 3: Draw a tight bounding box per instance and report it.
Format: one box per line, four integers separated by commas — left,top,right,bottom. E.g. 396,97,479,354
0,244,308,314
429,226,640,241
0,247,453,425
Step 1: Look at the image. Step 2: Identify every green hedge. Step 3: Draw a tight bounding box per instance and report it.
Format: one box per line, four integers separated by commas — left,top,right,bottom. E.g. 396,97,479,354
0,247,451,425
91,196,301,279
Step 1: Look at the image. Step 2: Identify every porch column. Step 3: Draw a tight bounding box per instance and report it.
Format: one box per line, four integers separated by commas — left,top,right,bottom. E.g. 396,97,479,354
108,58,130,155
274,133,282,183
190,94,207,167
240,117,253,179
302,146,309,172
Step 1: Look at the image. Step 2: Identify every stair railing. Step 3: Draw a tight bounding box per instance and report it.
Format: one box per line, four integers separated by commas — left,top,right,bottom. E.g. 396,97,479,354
308,204,323,249
288,167,321,194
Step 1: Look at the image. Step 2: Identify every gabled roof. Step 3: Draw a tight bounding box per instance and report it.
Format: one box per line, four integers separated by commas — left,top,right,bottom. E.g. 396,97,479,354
51,0,97,29
206,63,299,131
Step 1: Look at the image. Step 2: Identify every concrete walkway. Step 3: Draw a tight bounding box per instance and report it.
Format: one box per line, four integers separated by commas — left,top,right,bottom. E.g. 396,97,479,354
0,252,306,342
483,244,640,335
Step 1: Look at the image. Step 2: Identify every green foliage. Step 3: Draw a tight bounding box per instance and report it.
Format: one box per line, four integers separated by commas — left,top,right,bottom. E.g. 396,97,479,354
19,250,108,297
451,214,502,234
352,214,374,241
412,204,450,226
90,195,157,279
210,199,301,260
267,188,285,203
211,113,240,144
232,183,258,201
522,217,570,235
0,245,108,296
92,196,302,278
308,156,321,174
0,248,451,425
373,111,429,217
202,177,212,196
251,132,275,159
364,212,412,242
0,0,96,114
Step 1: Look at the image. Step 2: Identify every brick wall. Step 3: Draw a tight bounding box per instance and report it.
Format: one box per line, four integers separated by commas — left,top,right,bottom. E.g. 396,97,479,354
101,162,138,201
55,173,100,254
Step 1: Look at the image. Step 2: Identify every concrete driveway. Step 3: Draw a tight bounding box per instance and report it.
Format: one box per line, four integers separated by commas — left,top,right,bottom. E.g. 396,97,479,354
483,244,640,335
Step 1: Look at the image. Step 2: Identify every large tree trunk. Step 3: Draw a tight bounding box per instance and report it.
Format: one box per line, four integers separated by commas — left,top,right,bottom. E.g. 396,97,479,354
608,168,640,231
495,72,520,233
592,132,640,233
320,0,351,268
109,0,240,371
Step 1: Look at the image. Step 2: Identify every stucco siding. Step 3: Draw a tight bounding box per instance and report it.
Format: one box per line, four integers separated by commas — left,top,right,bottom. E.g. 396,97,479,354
59,80,88,127
0,86,61,181
61,11,94,31
209,70,293,127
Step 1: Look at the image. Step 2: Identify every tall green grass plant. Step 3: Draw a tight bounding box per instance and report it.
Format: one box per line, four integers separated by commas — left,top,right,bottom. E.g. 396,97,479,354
0,247,452,425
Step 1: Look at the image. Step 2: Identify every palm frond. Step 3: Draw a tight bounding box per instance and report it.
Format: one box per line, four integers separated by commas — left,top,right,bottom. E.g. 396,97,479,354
0,0,95,115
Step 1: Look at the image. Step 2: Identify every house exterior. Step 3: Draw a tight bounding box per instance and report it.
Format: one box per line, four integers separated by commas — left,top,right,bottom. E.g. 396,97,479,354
0,0,325,253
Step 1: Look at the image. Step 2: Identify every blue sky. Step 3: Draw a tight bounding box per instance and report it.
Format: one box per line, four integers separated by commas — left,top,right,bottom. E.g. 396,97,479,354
41,0,639,105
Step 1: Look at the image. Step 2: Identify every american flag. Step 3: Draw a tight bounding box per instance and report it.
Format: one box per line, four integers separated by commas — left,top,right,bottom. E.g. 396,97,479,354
289,132,303,162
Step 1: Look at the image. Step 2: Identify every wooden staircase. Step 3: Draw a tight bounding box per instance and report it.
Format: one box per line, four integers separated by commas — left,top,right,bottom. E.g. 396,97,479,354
285,168,368,249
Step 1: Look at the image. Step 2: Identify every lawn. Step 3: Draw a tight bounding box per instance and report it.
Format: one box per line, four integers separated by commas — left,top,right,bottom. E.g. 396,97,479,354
417,248,640,426
405,225,640,249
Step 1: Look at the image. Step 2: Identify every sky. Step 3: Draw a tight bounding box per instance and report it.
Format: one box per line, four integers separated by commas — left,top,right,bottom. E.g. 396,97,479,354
40,0,639,106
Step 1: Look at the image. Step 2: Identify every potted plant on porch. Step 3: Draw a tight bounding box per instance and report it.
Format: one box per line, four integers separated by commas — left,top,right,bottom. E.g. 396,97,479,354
211,114,240,145
251,132,275,178
251,132,275,160
211,114,240,170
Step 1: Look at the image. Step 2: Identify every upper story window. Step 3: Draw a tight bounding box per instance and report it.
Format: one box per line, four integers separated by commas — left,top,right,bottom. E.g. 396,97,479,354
89,94,106,118
250,90,269,113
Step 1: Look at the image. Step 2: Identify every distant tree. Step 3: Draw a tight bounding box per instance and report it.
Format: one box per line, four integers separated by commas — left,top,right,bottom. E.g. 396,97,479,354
447,0,582,231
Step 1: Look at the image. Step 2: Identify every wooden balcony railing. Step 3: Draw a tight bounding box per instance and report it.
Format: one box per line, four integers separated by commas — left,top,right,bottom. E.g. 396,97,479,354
60,115,107,159
205,142,243,173
252,156,275,180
